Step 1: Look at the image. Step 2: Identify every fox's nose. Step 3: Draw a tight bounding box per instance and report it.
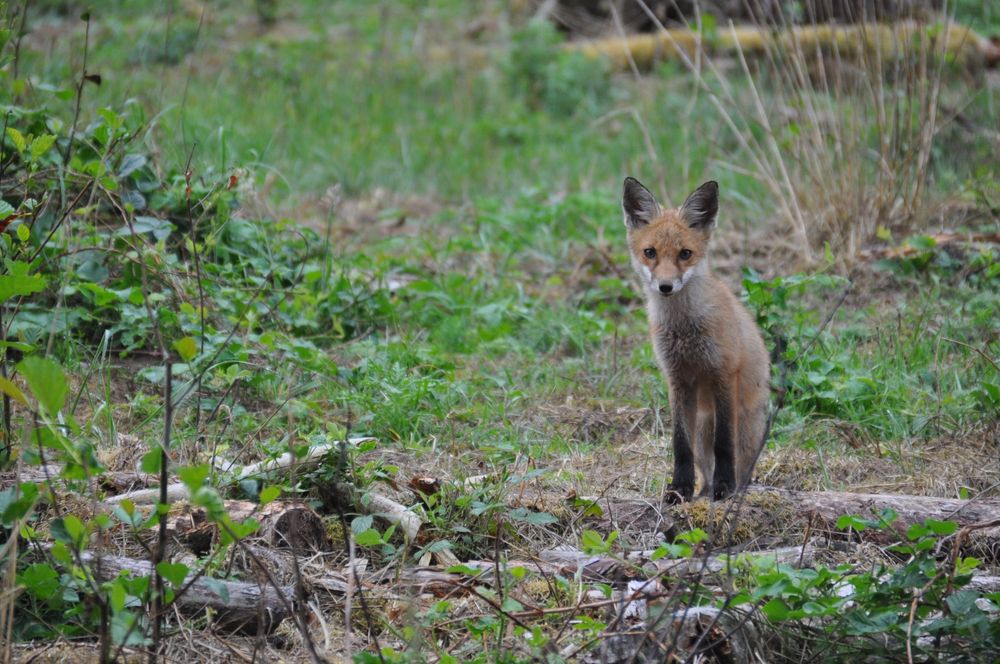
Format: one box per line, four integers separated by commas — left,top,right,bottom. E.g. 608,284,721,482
658,283,673,294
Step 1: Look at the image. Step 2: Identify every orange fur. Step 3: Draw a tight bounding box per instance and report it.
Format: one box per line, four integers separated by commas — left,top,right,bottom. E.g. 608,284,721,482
623,178,770,500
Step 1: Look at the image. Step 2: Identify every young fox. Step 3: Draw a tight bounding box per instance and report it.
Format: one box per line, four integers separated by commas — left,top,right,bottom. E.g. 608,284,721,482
622,177,770,501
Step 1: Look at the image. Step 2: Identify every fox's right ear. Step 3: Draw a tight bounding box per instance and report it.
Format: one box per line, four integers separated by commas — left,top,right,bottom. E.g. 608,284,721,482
622,177,660,230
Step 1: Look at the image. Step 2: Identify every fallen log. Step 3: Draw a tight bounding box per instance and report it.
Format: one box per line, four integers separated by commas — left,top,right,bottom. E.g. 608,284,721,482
73,550,293,633
222,437,376,479
541,541,817,578
109,484,420,545
966,575,1000,593
379,542,816,599
569,21,999,70
1,464,156,495
351,486,422,543
581,487,1000,550
749,487,1000,534
530,0,948,37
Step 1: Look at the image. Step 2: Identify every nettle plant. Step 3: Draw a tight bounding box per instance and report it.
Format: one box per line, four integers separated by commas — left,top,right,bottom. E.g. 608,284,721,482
730,511,999,661
0,89,343,649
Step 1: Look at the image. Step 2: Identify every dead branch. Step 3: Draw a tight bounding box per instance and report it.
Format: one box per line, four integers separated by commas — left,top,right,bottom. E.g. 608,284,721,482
71,550,293,633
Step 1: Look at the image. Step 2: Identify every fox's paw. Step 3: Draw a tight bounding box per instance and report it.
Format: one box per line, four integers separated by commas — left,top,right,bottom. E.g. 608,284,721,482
712,480,735,501
665,481,694,504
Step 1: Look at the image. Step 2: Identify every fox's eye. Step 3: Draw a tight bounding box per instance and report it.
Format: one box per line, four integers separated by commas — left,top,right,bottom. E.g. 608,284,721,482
679,249,693,260
643,247,656,259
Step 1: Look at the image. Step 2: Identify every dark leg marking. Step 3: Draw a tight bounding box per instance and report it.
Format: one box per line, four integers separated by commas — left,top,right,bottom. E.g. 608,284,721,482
667,422,695,503
666,385,697,503
712,390,735,500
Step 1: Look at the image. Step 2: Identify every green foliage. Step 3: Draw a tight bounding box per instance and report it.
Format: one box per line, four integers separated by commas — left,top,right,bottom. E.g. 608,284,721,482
743,250,998,438
17,355,66,416
2,3,998,660
580,529,618,555
504,20,611,116
737,515,1000,661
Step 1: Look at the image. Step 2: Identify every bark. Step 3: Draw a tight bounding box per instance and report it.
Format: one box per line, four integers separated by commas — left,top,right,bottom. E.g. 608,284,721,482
75,550,293,634
1,464,155,495
567,21,996,71
375,543,815,597
104,438,375,505
536,0,947,38
541,541,816,577
966,575,1000,593
594,487,1000,549
101,437,422,543
750,487,1000,534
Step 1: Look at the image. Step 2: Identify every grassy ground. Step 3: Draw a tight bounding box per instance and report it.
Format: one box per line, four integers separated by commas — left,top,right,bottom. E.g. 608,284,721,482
3,0,1000,661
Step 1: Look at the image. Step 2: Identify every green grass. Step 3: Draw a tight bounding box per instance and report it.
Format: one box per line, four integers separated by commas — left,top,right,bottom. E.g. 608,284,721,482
3,0,997,531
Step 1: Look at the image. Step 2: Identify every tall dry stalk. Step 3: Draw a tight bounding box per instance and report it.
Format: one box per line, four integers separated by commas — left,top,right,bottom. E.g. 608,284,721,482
636,0,959,265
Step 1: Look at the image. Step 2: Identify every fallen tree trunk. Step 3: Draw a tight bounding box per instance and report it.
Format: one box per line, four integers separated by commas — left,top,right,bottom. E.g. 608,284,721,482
530,0,948,37
749,486,1000,534
540,542,816,580
966,575,1000,593
568,21,999,70
581,487,1000,551
380,543,816,597
1,464,155,495
74,550,293,633
221,437,376,479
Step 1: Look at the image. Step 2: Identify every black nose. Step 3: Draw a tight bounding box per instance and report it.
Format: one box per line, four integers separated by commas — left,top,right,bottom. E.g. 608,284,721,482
658,283,673,294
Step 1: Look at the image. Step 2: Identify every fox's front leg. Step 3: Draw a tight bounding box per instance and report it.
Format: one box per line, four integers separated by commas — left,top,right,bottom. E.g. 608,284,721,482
666,380,698,503
711,381,737,500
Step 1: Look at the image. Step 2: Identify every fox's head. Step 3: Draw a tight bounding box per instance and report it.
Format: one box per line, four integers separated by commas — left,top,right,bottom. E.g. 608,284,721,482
622,177,718,298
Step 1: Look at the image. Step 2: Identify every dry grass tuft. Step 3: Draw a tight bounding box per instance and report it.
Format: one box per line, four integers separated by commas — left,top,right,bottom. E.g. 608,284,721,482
637,4,964,266
758,425,1000,498
676,490,797,546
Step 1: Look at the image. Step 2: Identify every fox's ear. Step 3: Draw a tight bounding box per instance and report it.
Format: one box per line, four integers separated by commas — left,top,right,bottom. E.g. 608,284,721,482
622,177,660,230
680,181,719,231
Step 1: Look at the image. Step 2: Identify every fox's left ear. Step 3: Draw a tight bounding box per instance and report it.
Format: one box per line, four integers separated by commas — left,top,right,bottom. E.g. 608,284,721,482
680,181,719,231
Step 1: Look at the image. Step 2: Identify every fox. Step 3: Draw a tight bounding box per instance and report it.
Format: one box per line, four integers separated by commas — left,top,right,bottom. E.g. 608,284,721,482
622,177,770,501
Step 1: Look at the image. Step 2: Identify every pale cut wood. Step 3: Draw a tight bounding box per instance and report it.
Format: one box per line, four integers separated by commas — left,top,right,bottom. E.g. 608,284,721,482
104,482,189,505
225,437,376,479
590,487,1000,544
965,575,1000,593
101,436,421,542
107,484,421,546
352,486,422,543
